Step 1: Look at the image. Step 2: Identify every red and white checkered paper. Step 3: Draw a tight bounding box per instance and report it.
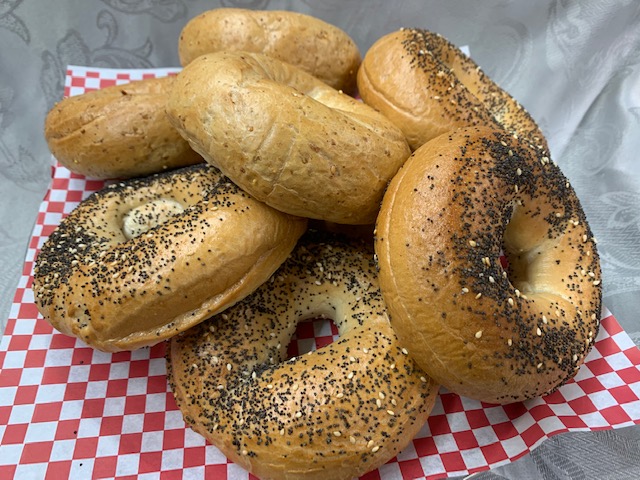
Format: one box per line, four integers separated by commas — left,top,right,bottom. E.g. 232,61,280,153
1,66,640,480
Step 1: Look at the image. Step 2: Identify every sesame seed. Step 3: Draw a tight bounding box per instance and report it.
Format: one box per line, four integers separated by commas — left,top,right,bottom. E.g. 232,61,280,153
372,446,380,453
593,279,601,286
226,363,232,371
267,384,273,389
376,399,382,408
489,276,495,283
333,431,342,437
516,167,522,175
475,293,482,299
420,376,428,383
387,410,395,416
295,412,302,418
508,297,514,307
336,392,344,398
350,436,356,444
475,330,483,339
469,240,477,247
367,440,374,448
536,327,542,336
542,315,548,324
379,392,385,399
507,338,513,346
462,287,469,294
537,363,543,369
401,348,409,355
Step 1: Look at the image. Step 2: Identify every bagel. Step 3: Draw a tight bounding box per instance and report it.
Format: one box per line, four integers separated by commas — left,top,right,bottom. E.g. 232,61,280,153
357,28,548,152
167,230,439,480
178,8,361,94
375,127,602,404
44,76,203,179
166,51,411,225
32,164,307,352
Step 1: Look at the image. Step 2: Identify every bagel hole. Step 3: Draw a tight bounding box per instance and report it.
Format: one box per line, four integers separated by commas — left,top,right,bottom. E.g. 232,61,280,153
122,197,184,239
502,209,546,295
286,316,339,359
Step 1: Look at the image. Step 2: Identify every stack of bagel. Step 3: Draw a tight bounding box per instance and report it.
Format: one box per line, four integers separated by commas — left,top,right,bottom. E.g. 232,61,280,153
35,8,602,480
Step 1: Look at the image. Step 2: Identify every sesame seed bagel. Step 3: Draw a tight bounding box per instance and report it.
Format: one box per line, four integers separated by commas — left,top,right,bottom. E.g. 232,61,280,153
178,8,361,94
32,164,307,352
167,230,439,480
166,51,411,225
375,127,602,404
44,76,202,179
357,29,548,153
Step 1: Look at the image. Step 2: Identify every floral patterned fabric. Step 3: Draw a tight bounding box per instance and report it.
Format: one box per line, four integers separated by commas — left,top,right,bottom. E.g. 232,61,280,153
0,1,639,478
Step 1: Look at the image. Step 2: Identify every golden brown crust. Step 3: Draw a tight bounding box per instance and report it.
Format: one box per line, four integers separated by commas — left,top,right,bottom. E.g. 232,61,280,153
167,231,439,480
166,51,411,225
178,8,361,94
357,29,549,153
33,164,307,352
44,76,202,179
375,127,601,404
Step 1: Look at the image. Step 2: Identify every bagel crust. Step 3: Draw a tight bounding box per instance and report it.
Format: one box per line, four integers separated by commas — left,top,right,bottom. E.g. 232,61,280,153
44,76,202,179
357,29,548,153
166,51,411,225
167,231,439,480
375,127,602,404
178,8,361,94
33,164,307,352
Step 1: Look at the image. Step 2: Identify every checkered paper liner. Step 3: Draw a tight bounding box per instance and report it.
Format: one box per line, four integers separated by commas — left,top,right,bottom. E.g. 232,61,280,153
1,66,640,480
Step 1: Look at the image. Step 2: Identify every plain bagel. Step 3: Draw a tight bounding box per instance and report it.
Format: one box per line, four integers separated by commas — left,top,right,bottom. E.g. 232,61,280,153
166,51,411,225
44,76,202,179
178,8,361,94
167,230,439,480
33,164,307,352
375,127,602,404
357,28,549,152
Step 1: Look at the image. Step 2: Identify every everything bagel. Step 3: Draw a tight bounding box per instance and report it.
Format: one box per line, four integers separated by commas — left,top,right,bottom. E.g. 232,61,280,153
178,8,361,94
375,127,601,404
166,51,411,225
167,230,439,480
44,76,202,179
33,164,307,352
357,29,548,152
